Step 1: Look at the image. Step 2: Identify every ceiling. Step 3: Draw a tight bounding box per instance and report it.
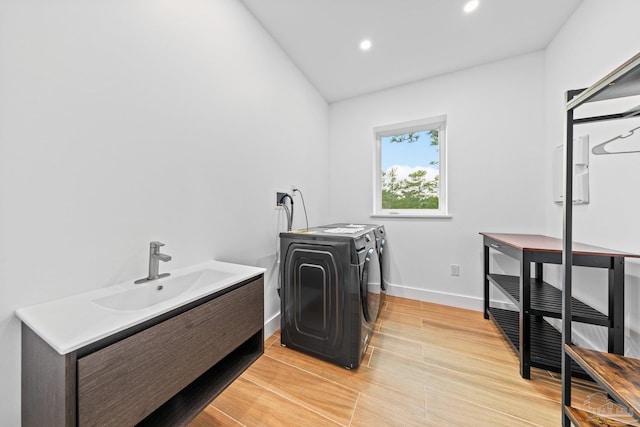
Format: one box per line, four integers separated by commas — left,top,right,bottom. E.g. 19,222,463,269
240,0,583,102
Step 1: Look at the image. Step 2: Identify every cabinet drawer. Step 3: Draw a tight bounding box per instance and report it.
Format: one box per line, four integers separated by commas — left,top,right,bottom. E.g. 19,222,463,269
77,278,263,426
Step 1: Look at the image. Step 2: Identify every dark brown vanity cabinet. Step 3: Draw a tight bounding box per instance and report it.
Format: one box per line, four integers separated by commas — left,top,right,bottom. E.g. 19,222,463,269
22,275,264,427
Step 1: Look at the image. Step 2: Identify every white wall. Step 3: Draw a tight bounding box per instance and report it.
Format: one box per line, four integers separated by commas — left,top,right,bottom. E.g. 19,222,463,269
0,0,329,423
328,52,547,310
543,0,640,356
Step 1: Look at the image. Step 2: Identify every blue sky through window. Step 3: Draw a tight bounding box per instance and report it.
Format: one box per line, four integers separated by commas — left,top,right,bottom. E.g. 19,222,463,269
381,130,438,171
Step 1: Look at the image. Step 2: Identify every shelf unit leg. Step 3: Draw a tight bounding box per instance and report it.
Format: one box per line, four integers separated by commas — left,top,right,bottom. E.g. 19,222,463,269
534,262,544,323
484,245,490,320
535,262,543,281
519,253,531,379
561,98,575,426
609,257,625,354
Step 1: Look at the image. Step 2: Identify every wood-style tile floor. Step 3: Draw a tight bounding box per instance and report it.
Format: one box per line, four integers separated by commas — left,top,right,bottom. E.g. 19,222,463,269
189,296,636,427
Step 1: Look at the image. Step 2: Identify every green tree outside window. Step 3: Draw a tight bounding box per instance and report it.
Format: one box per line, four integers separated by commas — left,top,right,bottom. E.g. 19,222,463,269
381,129,439,209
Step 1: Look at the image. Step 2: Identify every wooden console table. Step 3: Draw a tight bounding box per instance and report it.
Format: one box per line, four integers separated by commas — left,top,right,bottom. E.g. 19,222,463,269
481,232,636,379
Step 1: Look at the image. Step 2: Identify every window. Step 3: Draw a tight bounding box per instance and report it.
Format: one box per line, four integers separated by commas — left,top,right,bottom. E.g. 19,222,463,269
373,116,448,217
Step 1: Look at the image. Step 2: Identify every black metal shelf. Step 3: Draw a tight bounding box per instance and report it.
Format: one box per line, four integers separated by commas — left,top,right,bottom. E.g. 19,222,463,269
482,233,626,381
567,52,640,109
562,51,640,427
565,344,640,423
488,274,608,325
489,308,589,380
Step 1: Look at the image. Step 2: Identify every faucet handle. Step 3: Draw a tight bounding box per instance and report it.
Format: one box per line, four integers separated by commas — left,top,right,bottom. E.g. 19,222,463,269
150,241,165,254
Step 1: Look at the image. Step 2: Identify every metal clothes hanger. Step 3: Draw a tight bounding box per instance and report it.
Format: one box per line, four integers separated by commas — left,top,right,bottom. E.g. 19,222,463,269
591,124,640,155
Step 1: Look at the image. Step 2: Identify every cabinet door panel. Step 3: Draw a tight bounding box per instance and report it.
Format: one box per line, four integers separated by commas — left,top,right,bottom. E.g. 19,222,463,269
77,278,263,426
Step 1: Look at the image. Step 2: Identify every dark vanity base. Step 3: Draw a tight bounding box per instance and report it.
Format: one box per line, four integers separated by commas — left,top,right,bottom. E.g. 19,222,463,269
139,330,263,426
22,275,264,427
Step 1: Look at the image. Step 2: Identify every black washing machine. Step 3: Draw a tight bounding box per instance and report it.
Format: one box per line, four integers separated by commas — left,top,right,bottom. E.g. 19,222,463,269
279,224,381,369
324,223,388,321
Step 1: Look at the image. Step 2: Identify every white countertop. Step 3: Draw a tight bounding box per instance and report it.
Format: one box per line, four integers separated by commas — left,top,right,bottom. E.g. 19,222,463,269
15,260,265,355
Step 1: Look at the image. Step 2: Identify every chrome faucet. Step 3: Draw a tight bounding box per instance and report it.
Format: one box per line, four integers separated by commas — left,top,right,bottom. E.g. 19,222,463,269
135,241,172,284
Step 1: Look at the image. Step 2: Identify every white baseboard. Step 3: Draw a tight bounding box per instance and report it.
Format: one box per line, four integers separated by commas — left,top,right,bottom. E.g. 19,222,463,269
386,283,484,312
490,300,517,311
264,312,280,339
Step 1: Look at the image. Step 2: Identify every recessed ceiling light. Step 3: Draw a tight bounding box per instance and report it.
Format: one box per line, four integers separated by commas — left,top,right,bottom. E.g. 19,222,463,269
464,0,479,13
359,39,372,51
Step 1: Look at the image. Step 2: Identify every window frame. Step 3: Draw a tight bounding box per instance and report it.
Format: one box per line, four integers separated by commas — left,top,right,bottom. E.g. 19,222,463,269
372,115,450,218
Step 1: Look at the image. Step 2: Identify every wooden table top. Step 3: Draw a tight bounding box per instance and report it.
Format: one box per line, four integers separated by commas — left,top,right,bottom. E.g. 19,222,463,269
480,232,640,258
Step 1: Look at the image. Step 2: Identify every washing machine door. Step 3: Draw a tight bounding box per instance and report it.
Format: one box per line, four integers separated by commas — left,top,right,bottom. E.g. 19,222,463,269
361,246,381,323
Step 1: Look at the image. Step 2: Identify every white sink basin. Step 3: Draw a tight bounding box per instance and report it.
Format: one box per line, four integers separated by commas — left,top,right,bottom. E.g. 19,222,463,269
15,260,265,354
93,269,235,311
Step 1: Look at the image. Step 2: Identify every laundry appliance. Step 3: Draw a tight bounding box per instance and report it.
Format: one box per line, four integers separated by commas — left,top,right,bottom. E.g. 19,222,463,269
324,223,388,320
279,224,381,369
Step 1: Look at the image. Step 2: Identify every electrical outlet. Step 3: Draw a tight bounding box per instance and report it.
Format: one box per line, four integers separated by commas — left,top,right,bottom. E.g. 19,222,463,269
450,264,460,276
276,192,287,206
291,184,298,193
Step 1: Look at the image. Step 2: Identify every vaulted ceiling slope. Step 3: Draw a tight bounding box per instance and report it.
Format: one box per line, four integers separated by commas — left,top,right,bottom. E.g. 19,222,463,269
241,0,583,102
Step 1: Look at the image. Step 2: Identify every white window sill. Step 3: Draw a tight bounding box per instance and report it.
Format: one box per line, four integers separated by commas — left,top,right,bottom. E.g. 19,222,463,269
370,213,452,219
